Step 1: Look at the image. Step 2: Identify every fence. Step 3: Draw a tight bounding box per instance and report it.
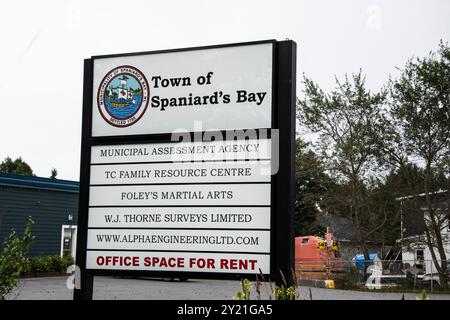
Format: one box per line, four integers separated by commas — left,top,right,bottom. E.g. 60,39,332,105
295,259,449,291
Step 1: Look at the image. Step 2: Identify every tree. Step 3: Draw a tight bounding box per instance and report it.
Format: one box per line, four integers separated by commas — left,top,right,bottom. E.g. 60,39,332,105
294,138,335,236
297,71,388,265
0,217,35,299
50,168,58,179
368,166,424,246
0,157,33,176
378,41,450,288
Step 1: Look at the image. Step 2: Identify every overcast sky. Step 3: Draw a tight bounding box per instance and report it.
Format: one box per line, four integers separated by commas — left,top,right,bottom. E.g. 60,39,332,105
0,0,449,181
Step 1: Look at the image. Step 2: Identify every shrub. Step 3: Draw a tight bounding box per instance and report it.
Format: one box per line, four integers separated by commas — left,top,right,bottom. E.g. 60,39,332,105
0,216,35,299
29,256,50,273
233,270,299,300
48,255,64,272
416,290,430,300
61,255,75,270
233,279,252,300
273,285,298,300
24,255,74,274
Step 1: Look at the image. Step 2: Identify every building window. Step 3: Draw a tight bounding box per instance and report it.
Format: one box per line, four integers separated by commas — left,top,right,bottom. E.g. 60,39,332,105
415,249,424,269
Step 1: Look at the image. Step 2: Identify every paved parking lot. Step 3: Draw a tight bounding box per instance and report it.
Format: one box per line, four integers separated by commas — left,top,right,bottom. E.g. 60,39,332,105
6,276,450,300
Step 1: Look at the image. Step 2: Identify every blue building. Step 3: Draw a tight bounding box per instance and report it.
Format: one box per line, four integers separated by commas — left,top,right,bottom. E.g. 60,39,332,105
0,173,79,257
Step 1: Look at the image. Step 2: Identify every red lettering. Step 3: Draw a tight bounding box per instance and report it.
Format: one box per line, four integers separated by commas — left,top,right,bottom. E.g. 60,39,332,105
219,259,257,270
190,258,212,269
95,255,140,267
207,259,215,269
97,256,104,266
143,256,185,268
239,259,248,270
220,259,229,269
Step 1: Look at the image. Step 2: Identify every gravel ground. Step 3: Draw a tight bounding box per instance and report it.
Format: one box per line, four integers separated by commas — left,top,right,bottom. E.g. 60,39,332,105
5,276,450,300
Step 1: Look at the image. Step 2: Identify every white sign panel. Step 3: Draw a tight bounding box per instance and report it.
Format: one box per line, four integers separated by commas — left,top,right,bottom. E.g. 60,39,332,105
92,43,273,136
86,251,270,274
87,229,270,253
90,161,271,185
89,184,271,206
90,138,271,163
88,207,271,229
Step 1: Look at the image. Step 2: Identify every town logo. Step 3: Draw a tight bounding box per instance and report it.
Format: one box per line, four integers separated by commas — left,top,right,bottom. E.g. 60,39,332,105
97,65,149,127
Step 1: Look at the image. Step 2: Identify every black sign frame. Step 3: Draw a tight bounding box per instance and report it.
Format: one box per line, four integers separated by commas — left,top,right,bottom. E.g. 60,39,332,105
74,40,296,300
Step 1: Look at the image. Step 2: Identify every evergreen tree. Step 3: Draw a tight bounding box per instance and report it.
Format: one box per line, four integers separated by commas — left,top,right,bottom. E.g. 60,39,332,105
0,157,33,176
295,138,334,236
50,168,58,179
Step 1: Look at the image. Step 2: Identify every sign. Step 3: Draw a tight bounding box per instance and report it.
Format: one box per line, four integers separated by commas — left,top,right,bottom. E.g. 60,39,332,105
75,40,296,300
91,43,273,136
86,252,271,274
87,139,271,273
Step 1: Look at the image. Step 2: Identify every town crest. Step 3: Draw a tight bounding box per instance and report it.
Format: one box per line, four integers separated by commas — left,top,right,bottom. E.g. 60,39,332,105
97,65,149,127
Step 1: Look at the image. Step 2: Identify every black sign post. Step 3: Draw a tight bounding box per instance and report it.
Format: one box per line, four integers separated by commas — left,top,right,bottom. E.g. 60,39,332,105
74,40,296,300
273,40,296,287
